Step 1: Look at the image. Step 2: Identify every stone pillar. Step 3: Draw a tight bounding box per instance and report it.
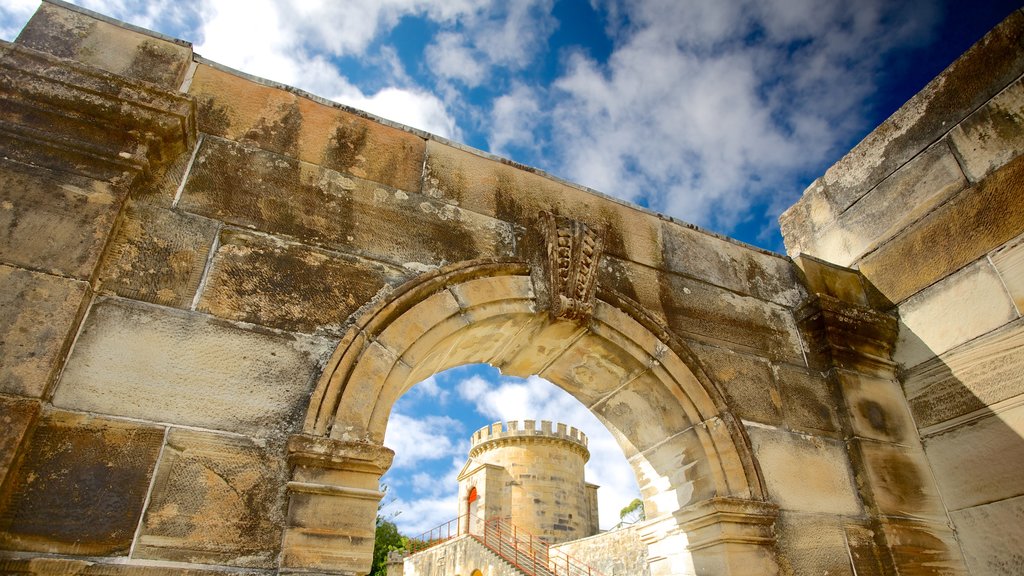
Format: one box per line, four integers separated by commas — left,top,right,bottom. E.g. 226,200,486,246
281,434,395,575
794,256,969,575
640,498,779,576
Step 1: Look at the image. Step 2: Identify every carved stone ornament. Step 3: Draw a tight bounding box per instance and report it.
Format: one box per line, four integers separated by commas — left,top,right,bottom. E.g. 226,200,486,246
540,211,604,321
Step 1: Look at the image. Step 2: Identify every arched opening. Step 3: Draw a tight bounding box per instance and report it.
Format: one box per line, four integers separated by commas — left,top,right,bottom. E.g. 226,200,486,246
467,486,479,535
287,259,779,575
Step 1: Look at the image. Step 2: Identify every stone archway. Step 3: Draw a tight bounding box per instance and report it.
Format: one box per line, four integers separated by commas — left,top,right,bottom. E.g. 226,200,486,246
282,255,779,575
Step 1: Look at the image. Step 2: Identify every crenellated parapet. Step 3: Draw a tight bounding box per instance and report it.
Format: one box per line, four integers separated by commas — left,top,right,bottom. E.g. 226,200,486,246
469,419,590,462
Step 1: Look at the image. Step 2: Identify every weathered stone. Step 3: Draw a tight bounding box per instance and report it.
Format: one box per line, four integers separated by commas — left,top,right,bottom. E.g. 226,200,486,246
0,557,268,575
781,8,1024,223
0,410,164,556
658,271,803,362
991,231,1024,314
774,363,841,436
0,160,125,279
859,153,1024,305
894,258,1017,369
0,41,195,178
791,142,968,267
691,342,781,426
196,229,405,334
424,139,664,266
923,405,1024,511
0,265,89,397
0,395,40,487
951,494,1024,576
136,429,287,568
746,427,861,515
52,297,331,437
659,221,805,307
542,331,651,411
902,318,1024,432
178,136,514,269
852,440,947,522
951,76,1024,182
550,524,648,576
775,513,854,576
187,64,425,191
96,200,218,308
629,425,720,517
793,254,874,306
16,2,193,90
592,368,695,457
879,518,969,576
838,371,917,444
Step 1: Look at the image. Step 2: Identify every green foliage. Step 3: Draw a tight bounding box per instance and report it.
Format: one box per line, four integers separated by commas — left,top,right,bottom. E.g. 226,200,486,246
619,497,645,524
369,517,407,576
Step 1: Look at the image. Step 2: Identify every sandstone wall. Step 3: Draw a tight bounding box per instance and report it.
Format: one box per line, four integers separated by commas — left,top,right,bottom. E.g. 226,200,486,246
1,1,1016,574
549,525,649,576
781,9,1024,576
403,537,524,576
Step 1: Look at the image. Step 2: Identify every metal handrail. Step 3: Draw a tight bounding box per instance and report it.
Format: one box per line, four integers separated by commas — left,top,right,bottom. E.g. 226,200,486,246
405,515,605,576
406,513,469,553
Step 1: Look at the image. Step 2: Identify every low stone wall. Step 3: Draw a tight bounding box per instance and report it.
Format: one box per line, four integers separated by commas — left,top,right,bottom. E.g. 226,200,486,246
403,536,523,576
550,525,649,576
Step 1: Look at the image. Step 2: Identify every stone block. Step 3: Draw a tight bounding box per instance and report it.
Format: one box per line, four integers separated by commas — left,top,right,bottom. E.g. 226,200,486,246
96,201,218,309
630,426,719,517
951,76,1024,183
951,494,1024,576
187,64,425,191
0,265,89,397
592,369,695,457
52,298,331,437
852,440,947,522
746,427,861,515
894,258,1017,369
774,363,840,436
802,142,968,267
135,429,287,568
658,272,803,362
838,371,916,444
197,229,404,334
659,222,805,307
0,410,164,556
16,2,193,90
859,153,1024,305
775,513,854,576
783,9,1024,223
0,395,40,487
880,518,969,576
902,318,1024,432
541,331,650,411
424,139,665,268
793,254,874,306
923,405,1024,511
991,232,1024,314
0,558,266,575
691,342,781,427
178,136,514,269
0,159,125,280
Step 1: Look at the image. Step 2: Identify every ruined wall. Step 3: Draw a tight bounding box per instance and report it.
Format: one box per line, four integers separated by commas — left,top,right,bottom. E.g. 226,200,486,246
1,1,1017,575
781,9,1024,576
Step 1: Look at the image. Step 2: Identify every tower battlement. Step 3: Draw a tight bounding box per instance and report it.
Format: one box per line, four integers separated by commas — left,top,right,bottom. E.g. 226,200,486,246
469,420,589,461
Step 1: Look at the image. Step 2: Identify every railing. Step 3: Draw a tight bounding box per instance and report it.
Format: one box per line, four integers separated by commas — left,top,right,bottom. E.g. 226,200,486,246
479,517,606,576
406,515,605,576
406,514,469,553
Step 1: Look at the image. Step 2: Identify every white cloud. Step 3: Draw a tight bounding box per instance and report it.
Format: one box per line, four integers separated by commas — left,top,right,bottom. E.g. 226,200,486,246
516,0,943,236
488,83,542,157
384,413,466,469
0,0,41,40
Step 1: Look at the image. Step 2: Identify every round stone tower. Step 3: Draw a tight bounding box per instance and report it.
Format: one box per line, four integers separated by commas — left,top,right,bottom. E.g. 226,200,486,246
457,420,599,544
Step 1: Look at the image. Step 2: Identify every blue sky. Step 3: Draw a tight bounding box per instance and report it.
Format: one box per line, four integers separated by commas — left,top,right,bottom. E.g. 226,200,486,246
2,0,1020,536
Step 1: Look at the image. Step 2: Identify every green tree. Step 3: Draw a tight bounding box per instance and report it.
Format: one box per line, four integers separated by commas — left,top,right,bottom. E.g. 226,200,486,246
369,516,406,576
619,498,645,525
